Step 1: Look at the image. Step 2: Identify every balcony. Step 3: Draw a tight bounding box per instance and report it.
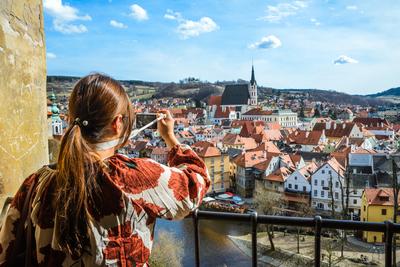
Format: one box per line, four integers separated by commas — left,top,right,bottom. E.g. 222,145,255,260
192,210,400,267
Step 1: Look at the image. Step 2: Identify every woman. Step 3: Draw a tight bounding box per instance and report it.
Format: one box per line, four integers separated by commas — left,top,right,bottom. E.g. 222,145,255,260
0,74,210,266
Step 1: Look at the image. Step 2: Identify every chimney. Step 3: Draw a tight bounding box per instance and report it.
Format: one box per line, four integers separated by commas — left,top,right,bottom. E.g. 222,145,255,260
342,124,346,129
326,122,331,130
306,132,310,138
333,123,337,130
263,150,267,158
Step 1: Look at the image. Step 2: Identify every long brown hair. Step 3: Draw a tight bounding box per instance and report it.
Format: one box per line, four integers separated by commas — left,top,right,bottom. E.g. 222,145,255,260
55,73,133,258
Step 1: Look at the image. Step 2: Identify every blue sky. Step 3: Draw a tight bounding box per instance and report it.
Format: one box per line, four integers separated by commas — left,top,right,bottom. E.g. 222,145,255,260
44,0,400,94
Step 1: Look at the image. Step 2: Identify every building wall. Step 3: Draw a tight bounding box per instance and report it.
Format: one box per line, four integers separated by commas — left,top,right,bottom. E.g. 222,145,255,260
360,193,399,243
285,170,311,193
204,154,230,193
0,0,48,205
311,164,344,213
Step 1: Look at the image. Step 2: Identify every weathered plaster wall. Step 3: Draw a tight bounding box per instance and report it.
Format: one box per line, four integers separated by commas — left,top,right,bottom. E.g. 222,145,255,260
0,0,48,203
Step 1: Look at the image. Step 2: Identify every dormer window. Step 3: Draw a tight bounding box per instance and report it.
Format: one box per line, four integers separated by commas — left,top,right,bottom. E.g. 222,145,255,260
379,196,390,202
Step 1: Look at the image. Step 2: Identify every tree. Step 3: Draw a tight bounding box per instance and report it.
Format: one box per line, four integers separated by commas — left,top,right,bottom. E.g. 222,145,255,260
295,202,314,254
149,230,184,267
314,107,321,118
392,156,399,266
253,181,282,251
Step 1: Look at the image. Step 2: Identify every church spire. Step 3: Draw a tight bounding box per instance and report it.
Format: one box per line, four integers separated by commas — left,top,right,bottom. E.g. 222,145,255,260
250,63,256,86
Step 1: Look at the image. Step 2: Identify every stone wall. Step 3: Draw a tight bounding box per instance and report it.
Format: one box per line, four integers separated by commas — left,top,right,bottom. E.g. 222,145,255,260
0,0,48,204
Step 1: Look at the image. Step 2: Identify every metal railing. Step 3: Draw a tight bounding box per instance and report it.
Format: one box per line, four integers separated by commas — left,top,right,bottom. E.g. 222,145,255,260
192,210,400,267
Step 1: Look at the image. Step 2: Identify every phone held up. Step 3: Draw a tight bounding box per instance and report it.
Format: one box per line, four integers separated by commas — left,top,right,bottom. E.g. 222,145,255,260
135,113,158,130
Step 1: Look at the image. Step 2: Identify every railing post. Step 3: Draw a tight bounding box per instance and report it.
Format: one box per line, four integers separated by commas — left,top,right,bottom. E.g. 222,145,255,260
251,212,258,267
193,209,200,267
314,216,322,267
385,220,394,267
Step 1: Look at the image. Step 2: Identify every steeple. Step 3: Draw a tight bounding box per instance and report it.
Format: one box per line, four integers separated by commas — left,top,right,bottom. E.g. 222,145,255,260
248,63,257,106
250,64,256,86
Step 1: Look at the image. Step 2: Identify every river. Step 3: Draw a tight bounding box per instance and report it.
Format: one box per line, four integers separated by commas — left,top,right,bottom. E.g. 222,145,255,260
155,218,254,267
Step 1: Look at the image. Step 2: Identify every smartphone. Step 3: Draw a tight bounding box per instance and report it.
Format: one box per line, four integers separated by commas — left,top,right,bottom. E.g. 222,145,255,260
135,113,158,130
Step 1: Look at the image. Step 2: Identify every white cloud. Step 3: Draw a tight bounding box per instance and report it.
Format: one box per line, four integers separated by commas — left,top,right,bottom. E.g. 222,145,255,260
260,1,308,22
164,10,218,39
346,5,358,10
130,4,148,21
178,17,219,39
44,0,91,34
310,18,321,26
249,35,282,49
164,9,182,20
334,55,359,65
47,52,57,59
110,20,127,29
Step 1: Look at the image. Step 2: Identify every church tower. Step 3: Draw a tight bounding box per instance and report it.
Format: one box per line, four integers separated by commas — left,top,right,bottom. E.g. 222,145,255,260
249,64,257,106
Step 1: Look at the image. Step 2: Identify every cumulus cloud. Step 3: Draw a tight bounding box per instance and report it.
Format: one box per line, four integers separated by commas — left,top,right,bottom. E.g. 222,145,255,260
249,35,282,49
334,55,359,65
44,0,91,34
130,4,148,21
346,5,358,10
110,20,127,29
260,1,308,22
164,10,218,39
46,52,57,59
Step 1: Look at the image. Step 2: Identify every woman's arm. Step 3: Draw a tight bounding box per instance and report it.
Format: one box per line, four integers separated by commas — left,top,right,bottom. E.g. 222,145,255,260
118,145,210,220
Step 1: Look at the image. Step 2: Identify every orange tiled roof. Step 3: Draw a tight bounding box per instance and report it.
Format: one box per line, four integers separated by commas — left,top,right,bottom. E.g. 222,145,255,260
266,166,293,182
192,141,221,157
364,188,400,206
234,150,267,168
209,95,222,106
242,108,273,116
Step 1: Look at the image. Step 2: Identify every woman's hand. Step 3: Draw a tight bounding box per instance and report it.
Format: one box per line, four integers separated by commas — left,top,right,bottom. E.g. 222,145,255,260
157,110,180,148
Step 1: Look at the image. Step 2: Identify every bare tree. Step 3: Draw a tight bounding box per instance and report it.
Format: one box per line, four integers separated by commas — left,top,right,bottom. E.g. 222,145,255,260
253,180,282,251
328,173,336,218
295,202,314,254
392,156,399,266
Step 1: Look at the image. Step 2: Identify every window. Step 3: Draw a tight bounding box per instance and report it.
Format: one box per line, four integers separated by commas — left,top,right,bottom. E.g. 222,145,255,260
314,190,317,197
314,180,317,186
382,209,387,215
321,191,325,197
321,180,325,187
364,205,366,211
289,184,292,189
303,186,306,192
328,170,332,175
322,170,325,174
335,192,339,199
353,199,357,205
295,184,298,190
335,181,339,188
294,176,297,180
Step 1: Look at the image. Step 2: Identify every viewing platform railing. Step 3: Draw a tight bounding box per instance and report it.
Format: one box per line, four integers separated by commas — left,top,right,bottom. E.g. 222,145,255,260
192,209,400,267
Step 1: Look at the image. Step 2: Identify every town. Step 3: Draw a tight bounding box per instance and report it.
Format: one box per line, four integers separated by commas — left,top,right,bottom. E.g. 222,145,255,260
46,66,400,266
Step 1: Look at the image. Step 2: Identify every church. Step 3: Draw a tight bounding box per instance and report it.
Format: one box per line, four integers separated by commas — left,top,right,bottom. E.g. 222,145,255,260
208,65,258,124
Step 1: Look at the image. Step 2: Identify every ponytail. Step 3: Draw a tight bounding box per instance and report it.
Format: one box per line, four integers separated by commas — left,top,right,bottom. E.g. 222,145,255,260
53,73,133,258
55,124,100,258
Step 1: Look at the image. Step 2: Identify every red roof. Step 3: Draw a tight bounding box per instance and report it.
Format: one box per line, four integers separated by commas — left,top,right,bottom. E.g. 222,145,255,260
353,117,389,127
313,122,356,138
209,95,222,106
242,108,273,116
364,188,399,206
192,141,221,157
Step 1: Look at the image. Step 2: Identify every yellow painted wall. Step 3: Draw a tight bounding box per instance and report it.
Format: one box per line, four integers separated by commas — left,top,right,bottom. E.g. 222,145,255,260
360,193,400,243
203,154,230,193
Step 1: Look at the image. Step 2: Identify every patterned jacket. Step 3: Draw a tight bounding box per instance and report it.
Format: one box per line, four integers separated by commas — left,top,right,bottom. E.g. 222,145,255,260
0,144,210,266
